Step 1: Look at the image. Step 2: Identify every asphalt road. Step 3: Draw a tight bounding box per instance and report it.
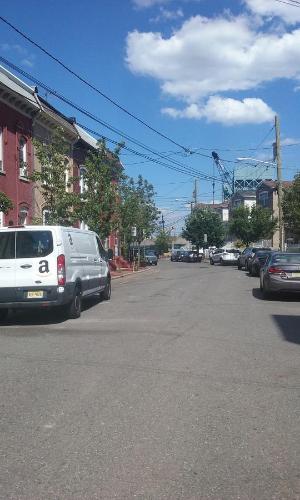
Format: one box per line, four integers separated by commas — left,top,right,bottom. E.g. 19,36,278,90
0,260,299,500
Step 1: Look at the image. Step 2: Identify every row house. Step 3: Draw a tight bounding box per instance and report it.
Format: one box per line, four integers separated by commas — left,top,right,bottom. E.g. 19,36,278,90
256,180,293,248
0,64,121,256
0,65,40,226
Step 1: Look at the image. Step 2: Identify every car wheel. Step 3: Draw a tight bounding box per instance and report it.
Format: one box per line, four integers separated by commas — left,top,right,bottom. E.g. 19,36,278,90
67,285,82,319
0,309,8,322
237,260,242,270
262,281,272,299
102,279,111,301
245,260,249,271
210,259,214,265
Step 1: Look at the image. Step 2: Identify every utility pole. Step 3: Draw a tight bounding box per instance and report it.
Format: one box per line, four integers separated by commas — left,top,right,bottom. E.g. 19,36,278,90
275,115,284,250
194,179,198,206
161,213,165,232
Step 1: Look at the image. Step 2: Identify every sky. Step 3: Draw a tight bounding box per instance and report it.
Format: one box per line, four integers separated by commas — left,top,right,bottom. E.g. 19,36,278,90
1,0,300,232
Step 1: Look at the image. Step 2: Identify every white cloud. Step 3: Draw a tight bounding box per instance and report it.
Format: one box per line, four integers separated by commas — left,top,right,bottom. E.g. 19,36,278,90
126,15,300,102
132,0,170,8
1,43,35,68
281,137,300,146
244,0,300,25
162,96,275,125
150,7,184,23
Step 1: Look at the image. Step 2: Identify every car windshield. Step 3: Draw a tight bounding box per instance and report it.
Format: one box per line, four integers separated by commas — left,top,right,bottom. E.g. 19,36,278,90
145,251,155,256
256,251,271,258
271,253,300,264
227,249,240,254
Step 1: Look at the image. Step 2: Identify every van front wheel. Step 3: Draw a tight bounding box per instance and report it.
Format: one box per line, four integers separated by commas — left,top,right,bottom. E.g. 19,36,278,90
67,286,82,319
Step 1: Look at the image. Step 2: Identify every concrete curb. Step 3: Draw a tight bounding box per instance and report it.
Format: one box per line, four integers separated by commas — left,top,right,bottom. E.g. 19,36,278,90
111,266,157,280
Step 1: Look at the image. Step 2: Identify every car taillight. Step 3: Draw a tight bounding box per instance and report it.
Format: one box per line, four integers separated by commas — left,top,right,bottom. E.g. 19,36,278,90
268,266,284,274
57,254,66,286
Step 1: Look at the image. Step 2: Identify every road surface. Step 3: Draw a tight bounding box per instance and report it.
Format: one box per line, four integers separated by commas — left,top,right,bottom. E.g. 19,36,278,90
0,260,299,499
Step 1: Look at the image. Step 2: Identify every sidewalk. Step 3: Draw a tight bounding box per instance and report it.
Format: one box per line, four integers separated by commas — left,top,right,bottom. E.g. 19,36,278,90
111,266,157,280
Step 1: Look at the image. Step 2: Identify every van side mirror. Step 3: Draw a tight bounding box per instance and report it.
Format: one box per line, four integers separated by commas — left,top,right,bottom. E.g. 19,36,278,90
107,248,114,260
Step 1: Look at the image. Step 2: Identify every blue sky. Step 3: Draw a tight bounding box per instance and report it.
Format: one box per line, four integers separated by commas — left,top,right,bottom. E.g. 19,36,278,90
1,0,300,232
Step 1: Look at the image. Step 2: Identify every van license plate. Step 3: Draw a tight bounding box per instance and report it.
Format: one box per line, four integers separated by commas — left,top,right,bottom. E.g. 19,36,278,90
27,291,44,299
291,273,300,278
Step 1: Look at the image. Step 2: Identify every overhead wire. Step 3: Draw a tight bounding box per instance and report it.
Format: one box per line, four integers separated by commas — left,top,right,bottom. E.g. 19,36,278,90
0,56,222,183
0,14,191,153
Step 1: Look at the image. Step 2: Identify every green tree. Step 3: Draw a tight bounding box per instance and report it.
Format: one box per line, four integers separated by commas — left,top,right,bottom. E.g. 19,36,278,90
229,205,277,246
77,140,123,238
182,208,224,249
31,127,77,225
282,175,300,237
119,175,159,262
0,192,13,214
155,229,171,255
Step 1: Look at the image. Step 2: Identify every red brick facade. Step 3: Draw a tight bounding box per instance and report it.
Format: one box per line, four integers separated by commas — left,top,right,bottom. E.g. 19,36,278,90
0,101,34,226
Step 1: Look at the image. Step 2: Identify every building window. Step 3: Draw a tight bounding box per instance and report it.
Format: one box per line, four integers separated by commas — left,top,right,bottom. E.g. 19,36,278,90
19,206,28,225
259,191,269,208
42,208,51,225
19,136,28,178
0,127,4,172
79,166,87,194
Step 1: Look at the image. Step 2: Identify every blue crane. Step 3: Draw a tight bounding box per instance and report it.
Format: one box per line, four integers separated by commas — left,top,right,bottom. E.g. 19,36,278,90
211,151,234,201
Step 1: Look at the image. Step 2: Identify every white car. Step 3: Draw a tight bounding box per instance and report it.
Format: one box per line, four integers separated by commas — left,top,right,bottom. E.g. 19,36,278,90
0,225,111,320
210,248,240,265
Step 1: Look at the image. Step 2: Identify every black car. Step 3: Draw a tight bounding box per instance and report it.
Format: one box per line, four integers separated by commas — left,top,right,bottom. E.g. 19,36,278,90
248,249,272,276
182,251,202,263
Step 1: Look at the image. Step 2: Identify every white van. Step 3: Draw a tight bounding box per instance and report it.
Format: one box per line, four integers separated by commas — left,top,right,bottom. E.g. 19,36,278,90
0,226,111,320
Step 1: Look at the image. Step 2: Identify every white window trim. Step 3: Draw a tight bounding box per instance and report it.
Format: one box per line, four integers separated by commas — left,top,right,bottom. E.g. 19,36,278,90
79,166,87,194
0,127,4,172
19,136,28,178
0,211,4,227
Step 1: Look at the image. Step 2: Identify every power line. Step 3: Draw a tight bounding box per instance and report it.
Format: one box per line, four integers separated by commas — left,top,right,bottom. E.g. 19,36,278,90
274,0,300,7
0,56,221,183
78,121,224,182
0,14,191,153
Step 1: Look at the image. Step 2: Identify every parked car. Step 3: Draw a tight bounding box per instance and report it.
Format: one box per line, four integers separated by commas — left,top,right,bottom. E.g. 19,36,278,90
248,249,272,276
171,250,182,261
260,252,300,297
182,251,202,263
210,248,240,265
0,225,111,321
237,247,272,270
144,250,158,265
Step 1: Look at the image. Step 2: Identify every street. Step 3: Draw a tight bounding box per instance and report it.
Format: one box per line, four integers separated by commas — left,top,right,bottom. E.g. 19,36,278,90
0,260,299,500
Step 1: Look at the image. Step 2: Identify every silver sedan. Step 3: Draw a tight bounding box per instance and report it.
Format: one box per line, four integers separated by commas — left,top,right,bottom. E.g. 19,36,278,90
260,252,300,298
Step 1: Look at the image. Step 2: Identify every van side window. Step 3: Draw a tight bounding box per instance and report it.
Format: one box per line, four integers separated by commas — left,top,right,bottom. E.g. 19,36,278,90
16,231,53,258
96,236,107,259
0,232,15,259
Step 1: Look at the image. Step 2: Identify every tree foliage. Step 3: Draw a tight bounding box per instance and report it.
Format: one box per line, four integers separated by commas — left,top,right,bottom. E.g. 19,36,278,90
155,229,171,254
119,175,159,254
0,192,13,214
229,205,277,246
282,175,300,236
77,140,123,238
182,208,224,248
31,127,77,225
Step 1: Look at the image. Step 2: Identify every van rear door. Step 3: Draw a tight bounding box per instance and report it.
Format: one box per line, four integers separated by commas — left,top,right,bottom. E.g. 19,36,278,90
0,230,16,302
15,230,57,297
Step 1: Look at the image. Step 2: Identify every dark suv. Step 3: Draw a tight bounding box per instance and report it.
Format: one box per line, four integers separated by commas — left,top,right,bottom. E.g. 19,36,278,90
237,247,271,270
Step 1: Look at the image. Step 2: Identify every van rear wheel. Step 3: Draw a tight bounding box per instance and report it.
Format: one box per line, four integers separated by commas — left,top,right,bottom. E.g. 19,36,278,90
67,286,82,319
102,279,111,301
0,309,8,322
